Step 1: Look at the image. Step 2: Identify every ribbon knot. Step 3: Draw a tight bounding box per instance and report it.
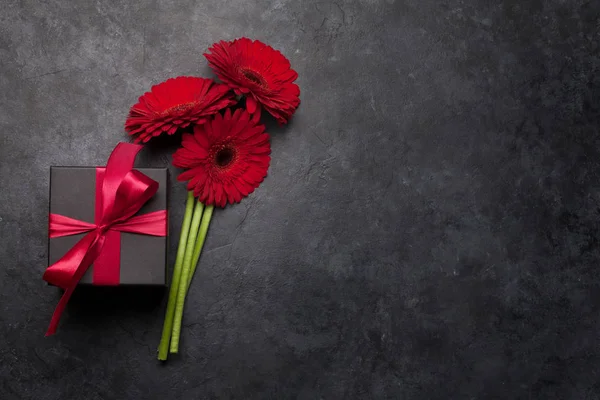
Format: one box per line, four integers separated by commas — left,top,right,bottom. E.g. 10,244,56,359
97,224,110,234
43,143,167,336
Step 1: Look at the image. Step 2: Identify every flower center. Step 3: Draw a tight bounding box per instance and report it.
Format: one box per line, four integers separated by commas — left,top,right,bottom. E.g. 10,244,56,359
161,101,197,116
215,147,236,167
241,68,266,87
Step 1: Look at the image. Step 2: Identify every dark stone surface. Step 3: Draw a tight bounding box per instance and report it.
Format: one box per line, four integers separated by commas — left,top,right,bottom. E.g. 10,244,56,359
1,0,600,398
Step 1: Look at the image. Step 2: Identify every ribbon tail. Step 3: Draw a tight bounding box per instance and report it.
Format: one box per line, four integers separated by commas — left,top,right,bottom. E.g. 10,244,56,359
46,285,76,336
45,232,105,335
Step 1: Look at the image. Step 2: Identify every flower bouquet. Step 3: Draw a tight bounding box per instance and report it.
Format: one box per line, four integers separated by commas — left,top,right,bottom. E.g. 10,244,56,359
124,38,300,361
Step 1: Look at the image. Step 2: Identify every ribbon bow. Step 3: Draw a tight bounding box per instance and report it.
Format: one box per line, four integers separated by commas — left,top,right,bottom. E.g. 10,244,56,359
44,143,167,336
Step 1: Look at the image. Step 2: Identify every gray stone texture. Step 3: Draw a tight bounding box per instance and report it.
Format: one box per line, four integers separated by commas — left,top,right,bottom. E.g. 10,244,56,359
1,0,600,399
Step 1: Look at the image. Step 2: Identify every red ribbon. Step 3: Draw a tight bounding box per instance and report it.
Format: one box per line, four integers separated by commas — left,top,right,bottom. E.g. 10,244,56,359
43,143,167,336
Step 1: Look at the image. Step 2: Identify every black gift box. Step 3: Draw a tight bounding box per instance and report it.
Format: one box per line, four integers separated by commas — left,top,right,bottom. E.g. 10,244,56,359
48,167,168,285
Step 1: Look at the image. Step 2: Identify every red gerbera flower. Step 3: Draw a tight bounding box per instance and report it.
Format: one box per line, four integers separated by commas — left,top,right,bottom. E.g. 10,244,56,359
125,76,236,143
204,38,300,124
172,108,271,207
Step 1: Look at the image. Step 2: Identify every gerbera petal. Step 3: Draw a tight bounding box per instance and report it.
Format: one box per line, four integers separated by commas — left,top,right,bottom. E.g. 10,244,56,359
246,95,257,114
181,133,209,158
177,168,200,182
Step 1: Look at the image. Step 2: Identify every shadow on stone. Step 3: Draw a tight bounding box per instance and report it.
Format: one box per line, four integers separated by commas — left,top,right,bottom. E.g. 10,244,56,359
53,285,165,318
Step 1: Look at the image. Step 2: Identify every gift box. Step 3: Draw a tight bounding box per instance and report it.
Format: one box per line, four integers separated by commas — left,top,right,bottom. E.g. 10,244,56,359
48,166,168,285
43,143,169,335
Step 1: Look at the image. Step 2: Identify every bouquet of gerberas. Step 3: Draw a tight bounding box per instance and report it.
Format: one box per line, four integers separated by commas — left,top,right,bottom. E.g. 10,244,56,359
124,38,300,361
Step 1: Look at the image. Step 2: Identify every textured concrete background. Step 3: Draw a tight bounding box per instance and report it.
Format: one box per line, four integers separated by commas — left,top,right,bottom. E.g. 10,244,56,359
1,0,600,399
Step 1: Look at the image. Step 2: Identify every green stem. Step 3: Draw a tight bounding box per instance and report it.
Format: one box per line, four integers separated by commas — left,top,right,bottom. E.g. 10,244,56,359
157,191,194,361
186,205,214,293
170,200,204,353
